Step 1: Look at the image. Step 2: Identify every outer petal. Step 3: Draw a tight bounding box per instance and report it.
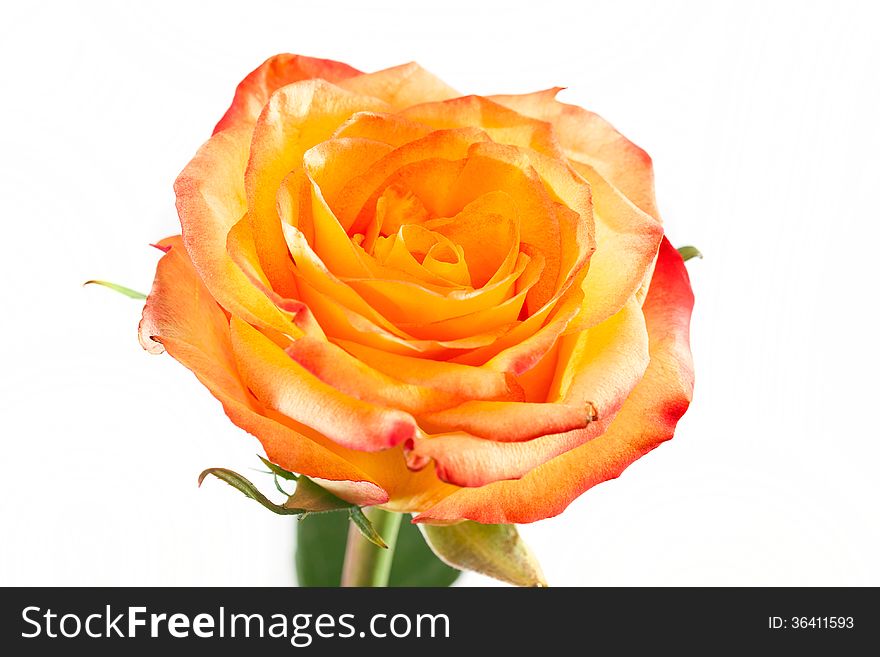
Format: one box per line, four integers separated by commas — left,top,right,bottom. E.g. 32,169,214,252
138,236,386,506
401,94,560,154
174,127,301,338
489,88,659,219
419,401,595,443
228,316,418,452
452,93,661,329
569,163,663,330
214,53,362,134
337,62,459,109
407,298,649,486
415,237,694,522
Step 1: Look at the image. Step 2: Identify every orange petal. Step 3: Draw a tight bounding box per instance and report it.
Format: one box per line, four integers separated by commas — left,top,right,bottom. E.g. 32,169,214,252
373,223,471,287
281,223,410,337
228,316,418,452
339,444,458,514
214,53,362,134
333,111,433,147
342,250,529,326
440,144,569,311
422,190,520,288
300,160,471,293
402,94,560,154
395,250,543,341
468,142,595,293
284,270,496,359
451,271,585,370
514,339,561,402
568,162,663,330
174,127,301,338
302,137,394,212
244,80,388,295
402,98,596,306
303,168,377,279
226,216,326,340
422,239,471,286
490,88,659,219
285,336,467,414
414,237,694,522
301,138,480,290
419,401,594,443
138,236,386,505
337,62,458,109
406,298,649,486
335,339,522,403
334,127,489,234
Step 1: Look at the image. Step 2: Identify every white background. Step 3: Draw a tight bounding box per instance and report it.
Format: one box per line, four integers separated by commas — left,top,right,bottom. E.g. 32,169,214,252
1,0,878,586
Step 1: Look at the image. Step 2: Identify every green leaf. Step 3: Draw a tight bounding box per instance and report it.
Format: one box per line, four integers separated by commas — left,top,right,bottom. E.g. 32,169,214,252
296,512,349,586
198,468,302,515
348,507,388,549
285,476,352,513
419,521,547,587
83,279,147,299
677,245,703,262
295,513,461,587
257,455,299,481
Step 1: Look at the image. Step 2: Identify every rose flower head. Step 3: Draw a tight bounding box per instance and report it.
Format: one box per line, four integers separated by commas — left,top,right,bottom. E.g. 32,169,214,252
140,54,694,524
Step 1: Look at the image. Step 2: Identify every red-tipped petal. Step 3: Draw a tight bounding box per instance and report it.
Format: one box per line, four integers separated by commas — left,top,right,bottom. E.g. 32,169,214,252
138,236,387,505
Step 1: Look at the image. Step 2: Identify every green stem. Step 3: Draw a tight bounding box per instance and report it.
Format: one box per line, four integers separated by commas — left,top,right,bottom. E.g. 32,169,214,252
340,508,402,587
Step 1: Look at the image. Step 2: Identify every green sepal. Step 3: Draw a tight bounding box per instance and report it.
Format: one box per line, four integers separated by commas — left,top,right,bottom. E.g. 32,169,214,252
284,476,352,514
83,280,147,299
198,468,302,516
257,455,298,481
677,245,703,262
348,507,388,549
200,465,390,551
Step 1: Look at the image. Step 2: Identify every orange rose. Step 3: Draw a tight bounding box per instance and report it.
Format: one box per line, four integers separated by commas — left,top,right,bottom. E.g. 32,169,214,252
139,54,694,524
